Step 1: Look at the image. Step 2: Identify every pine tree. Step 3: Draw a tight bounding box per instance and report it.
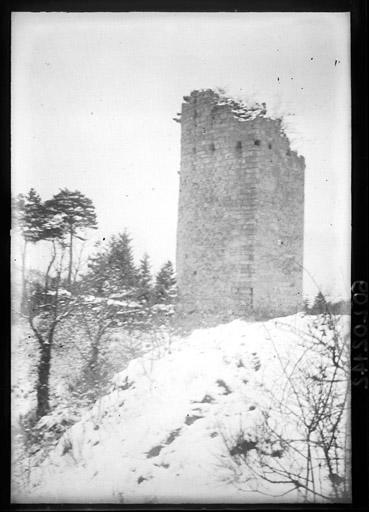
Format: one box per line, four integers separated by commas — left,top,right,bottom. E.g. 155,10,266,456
13,189,43,241
44,189,97,287
86,231,138,296
154,260,177,304
13,189,62,307
137,253,153,305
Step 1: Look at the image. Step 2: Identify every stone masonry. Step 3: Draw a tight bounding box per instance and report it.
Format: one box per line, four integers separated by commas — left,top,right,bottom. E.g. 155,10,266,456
175,89,305,323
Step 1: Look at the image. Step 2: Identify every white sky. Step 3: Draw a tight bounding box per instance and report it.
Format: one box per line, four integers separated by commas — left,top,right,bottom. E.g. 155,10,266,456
11,12,351,300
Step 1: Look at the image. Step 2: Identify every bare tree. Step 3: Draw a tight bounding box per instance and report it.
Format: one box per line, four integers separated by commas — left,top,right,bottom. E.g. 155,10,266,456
25,244,78,418
221,311,350,503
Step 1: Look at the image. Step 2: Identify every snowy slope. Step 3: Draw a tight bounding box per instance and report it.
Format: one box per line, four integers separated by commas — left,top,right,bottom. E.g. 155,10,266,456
16,314,350,504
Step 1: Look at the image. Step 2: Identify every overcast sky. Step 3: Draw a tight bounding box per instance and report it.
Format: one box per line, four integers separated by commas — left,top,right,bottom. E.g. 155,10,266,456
12,12,350,300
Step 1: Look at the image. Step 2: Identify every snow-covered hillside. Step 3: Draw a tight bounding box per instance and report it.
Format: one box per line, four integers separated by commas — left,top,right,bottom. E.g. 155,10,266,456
13,314,350,504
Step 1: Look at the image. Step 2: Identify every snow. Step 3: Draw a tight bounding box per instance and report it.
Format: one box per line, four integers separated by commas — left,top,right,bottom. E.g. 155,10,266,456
11,323,38,420
79,295,140,308
214,94,267,122
152,304,175,313
47,289,71,297
13,313,350,504
106,298,140,308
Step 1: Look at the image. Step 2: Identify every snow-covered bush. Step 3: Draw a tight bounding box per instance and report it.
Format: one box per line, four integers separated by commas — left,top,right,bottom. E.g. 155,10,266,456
221,313,350,503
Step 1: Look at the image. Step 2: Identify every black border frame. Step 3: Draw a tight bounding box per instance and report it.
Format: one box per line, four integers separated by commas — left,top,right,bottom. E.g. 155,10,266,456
1,1,368,510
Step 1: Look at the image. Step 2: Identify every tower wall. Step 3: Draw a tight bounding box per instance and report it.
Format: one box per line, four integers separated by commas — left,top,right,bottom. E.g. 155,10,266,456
176,89,305,322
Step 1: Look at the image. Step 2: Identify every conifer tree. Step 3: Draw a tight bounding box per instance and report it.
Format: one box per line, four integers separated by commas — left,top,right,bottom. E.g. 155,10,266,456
154,260,177,304
44,189,97,288
13,189,64,307
86,231,138,296
13,189,43,242
137,253,153,305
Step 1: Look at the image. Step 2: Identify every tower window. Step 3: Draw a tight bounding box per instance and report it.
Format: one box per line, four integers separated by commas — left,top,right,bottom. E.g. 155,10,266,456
254,139,261,146
268,142,272,149
236,141,242,152
209,143,215,152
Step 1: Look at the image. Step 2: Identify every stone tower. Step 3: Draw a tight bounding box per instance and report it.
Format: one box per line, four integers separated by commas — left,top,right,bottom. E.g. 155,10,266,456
175,89,305,323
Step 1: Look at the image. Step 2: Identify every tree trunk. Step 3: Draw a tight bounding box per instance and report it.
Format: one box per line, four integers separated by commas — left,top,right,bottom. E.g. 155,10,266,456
21,239,28,313
36,340,52,418
67,229,73,288
45,241,56,292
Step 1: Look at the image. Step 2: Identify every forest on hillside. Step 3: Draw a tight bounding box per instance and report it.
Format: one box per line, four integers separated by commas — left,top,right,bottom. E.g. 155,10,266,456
12,188,177,461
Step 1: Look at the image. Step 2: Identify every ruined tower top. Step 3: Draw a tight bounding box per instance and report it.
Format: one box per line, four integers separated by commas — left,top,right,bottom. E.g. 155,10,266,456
179,88,268,121
175,89,305,325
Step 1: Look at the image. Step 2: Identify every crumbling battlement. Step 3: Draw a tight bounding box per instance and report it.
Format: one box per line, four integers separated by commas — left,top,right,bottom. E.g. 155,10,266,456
175,89,305,324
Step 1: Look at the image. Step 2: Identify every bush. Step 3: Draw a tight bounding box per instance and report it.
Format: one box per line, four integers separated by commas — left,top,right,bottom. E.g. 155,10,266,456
220,312,350,502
